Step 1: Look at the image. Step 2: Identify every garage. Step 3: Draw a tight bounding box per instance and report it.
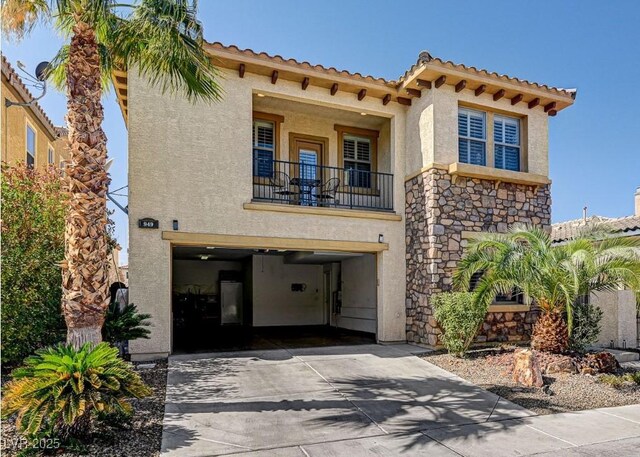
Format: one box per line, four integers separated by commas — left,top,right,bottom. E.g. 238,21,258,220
171,246,378,352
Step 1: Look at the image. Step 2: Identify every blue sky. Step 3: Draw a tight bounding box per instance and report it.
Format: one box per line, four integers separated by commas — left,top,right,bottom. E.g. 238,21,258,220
3,1,639,263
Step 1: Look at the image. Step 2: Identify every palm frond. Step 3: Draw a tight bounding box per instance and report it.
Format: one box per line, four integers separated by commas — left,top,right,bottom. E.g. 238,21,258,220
453,224,640,335
112,0,222,102
1,0,49,39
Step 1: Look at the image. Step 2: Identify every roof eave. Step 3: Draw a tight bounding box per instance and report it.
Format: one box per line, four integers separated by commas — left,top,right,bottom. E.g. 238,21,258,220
399,61,576,113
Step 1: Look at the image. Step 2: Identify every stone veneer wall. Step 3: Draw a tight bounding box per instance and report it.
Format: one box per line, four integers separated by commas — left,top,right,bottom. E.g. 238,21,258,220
405,167,551,346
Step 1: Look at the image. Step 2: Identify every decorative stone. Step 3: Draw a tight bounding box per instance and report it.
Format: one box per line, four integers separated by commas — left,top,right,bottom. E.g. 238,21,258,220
512,349,544,388
404,168,550,346
545,359,577,375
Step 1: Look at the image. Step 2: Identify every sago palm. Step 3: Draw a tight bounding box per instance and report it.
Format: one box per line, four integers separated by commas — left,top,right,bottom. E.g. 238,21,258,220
1,0,221,347
2,342,151,438
454,225,640,353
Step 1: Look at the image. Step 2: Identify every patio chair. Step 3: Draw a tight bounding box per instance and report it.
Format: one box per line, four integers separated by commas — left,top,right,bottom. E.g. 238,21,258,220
269,171,296,201
315,177,340,207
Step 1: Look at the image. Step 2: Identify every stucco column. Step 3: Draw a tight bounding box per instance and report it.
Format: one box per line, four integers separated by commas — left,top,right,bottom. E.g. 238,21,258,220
129,232,172,359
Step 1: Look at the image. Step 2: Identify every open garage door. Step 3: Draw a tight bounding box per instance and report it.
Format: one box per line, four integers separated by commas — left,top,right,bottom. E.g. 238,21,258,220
171,246,377,353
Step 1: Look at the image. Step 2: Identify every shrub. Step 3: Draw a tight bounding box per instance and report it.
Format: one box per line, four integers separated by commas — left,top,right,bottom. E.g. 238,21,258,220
1,164,66,366
432,292,487,357
103,301,151,344
569,301,603,352
1,343,151,441
599,372,640,389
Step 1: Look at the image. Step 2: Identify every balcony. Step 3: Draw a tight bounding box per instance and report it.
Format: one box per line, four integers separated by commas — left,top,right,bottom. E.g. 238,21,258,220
252,157,394,212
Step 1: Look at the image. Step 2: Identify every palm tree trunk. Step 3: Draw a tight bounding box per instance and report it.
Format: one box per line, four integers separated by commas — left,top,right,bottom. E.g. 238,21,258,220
61,21,111,349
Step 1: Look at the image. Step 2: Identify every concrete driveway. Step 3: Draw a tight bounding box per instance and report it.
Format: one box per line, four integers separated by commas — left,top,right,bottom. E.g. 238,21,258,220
160,344,640,456
161,344,529,456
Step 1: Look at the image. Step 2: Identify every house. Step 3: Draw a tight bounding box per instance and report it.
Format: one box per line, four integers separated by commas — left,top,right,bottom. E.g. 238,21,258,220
113,42,576,360
119,264,129,287
1,56,69,169
552,187,640,349
105,245,128,288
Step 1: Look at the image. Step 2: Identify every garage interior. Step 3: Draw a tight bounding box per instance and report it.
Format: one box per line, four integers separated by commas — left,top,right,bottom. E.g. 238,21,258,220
171,246,377,353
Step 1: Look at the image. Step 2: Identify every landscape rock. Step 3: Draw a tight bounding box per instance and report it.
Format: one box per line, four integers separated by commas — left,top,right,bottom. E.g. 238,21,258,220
512,349,544,387
545,358,577,375
580,352,620,374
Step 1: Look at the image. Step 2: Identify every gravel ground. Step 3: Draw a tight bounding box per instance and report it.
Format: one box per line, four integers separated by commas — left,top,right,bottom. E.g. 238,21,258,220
1,360,167,457
423,348,640,415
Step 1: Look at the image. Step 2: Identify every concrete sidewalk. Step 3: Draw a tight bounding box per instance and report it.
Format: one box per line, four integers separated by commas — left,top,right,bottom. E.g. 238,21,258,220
423,405,640,457
160,344,640,456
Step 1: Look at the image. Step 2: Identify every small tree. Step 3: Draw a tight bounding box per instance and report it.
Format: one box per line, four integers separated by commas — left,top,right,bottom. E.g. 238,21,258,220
103,302,151,344
1,164,66,366
432,292,487,357
569,300,603,352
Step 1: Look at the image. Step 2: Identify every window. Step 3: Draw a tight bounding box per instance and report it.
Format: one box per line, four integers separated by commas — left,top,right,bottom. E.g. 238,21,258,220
458,108,486,166
60,161,66,176
343,134,372,188
494,115,520,171
48,145,54,164
26,124,36,167
252,120,275,177
335,124,379,189
252,112,283,179
469,270,524,304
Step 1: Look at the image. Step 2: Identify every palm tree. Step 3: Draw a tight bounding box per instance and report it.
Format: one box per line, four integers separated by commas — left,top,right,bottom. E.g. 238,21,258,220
454,225,640,353
2,0,221,348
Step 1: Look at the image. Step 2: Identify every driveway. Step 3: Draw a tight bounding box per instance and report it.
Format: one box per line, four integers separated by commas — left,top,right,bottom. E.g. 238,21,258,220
161,344,640,456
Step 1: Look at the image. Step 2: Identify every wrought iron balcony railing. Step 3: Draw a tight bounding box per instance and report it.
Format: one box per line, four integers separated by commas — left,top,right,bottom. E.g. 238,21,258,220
252,158,394,212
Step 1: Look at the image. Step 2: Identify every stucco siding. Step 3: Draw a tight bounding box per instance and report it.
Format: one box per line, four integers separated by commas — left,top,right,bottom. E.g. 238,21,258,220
404,83,549,176
127,62,556,357
127,69,407,356
1,78,68,167
592,290,638,348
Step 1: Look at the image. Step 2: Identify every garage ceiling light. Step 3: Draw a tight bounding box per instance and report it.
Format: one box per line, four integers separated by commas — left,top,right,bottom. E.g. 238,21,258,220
200,255,210,260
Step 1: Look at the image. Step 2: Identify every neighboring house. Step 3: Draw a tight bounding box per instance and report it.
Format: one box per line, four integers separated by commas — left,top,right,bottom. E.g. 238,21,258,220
114,42,575,359
106,245,128,288
1,55,69,169
552,187,640,349
119,265,129,287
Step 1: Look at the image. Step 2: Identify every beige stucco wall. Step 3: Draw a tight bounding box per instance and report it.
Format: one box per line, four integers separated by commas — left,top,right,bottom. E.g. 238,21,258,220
592,290,638,348
405,90,436,173
405,83,549,177
127,69,408,357
252,101,391,170
339,254,377,333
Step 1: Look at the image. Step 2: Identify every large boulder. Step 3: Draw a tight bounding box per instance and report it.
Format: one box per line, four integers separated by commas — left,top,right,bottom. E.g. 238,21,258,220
512,349,544,387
